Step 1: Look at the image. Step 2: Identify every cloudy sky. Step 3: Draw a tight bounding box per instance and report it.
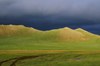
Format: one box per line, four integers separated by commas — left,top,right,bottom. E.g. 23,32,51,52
0,0,100,35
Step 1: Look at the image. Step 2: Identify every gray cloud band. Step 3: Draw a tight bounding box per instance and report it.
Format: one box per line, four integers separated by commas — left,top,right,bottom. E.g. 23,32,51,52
0,0,100,20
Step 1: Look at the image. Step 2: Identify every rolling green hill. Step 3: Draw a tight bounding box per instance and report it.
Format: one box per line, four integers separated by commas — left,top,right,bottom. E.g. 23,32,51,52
0,25,99,41
75,28,99,39
0,25,39,37
0,25,99,50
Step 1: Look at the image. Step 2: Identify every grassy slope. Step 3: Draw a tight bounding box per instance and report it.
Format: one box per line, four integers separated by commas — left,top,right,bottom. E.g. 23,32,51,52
0,25,99,41
0,37,100,50
0,25,39,37
0,25,100,50
75,28,99,39
57,27,85,41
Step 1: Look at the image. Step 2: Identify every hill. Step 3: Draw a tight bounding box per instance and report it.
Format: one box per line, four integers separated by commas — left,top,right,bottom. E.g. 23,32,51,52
0,24,39,37
75,28,99,39
0,25,99,41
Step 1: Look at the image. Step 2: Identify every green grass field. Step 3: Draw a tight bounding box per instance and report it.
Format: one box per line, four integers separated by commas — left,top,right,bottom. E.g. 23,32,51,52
1,50,100,66
0,37,100,50
0,37,100,66
0,25,100,66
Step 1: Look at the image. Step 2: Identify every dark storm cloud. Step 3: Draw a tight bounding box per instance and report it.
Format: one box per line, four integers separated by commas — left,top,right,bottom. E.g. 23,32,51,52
0,0,100,34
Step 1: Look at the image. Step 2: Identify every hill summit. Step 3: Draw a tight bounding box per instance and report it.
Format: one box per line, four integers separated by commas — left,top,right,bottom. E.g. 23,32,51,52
0,25,99,41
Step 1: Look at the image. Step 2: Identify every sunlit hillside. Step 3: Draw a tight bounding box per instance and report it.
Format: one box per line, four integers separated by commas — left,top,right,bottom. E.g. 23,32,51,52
0,25,99,41
0,25,39,37
75,28,99,39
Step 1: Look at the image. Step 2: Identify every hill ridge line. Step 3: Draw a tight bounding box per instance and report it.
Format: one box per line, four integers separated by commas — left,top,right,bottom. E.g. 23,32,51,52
0,25,99,41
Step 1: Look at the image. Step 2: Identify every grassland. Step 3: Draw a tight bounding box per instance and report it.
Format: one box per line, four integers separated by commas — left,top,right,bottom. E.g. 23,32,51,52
1,50,100,66
0,37,100,50
0,25,100,66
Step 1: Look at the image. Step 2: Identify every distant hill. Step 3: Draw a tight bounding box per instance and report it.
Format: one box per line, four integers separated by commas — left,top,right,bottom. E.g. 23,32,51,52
0,25,99,41
0,25,38,37
75,28,99,39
